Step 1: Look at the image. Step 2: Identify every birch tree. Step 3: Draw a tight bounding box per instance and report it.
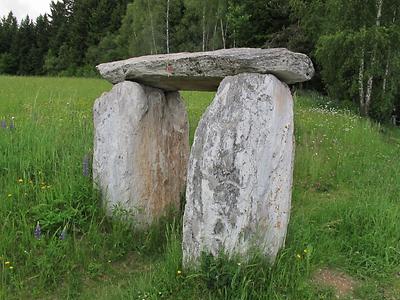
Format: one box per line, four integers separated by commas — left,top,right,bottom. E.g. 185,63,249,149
295,0,400,120
382,8,397,96
360,0,383,116
166,0,170,53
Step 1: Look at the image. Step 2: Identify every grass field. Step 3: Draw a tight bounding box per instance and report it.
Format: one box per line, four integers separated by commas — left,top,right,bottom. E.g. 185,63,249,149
0,75,399,299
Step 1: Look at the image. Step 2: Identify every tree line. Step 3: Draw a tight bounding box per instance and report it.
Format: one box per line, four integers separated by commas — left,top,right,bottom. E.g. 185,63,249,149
0,0,399,121
0,0,129,76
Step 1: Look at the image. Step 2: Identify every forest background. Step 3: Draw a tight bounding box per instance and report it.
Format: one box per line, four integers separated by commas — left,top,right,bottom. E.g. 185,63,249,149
0,0,399,121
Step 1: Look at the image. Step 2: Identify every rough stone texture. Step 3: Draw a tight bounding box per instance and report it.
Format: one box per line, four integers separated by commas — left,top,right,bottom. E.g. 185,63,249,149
183,73,294,265
93,81,189,225
97,48,314,91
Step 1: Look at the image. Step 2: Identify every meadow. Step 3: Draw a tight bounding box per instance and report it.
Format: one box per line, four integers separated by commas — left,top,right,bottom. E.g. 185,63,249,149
0,75,399,299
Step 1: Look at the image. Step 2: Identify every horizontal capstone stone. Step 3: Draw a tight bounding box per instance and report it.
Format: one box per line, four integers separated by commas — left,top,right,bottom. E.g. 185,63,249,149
97,48,314,91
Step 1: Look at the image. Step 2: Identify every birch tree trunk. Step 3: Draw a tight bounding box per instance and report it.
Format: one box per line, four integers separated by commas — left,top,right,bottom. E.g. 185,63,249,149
166,0,170,54
147,0,157,54
220,18,226,49
224,19,228,48
359,47,366,115
364,0,383,115
382,10,396,96
202,4,206,51
382,54,390,96
212,21,217,50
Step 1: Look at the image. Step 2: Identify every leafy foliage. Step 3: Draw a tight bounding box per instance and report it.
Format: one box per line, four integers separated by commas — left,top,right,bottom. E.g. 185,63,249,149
1,0,399,119
292,0,400,121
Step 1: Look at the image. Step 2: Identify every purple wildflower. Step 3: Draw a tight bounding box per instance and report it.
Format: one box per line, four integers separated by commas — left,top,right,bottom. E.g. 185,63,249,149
34,222,41,239
82,154,90,177
1,120,6,129
9,117,15,130
59,227,67,240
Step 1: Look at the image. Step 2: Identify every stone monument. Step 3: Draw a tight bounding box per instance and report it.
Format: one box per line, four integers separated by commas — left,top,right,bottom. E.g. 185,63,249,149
94,48,314,263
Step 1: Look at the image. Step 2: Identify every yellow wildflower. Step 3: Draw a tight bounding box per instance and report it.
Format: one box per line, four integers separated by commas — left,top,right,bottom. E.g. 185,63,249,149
296,254,301,259
9,266,13,270
177,270,182,275
18,179,23,183
5,261,10,265
8,194,12,197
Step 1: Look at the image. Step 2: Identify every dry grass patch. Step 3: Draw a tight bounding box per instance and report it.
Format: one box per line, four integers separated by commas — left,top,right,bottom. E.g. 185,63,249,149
313,268,358,299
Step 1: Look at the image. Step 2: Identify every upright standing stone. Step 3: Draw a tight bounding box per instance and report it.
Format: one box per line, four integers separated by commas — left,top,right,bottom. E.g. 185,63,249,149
93,81,189,225
183,73,294,265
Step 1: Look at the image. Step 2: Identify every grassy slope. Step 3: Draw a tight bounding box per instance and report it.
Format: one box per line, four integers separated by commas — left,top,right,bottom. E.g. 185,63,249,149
0,76,399,299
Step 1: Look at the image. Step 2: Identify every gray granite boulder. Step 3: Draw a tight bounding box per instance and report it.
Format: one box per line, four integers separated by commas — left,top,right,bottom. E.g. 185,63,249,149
93,81,189,225
182,73,294,265
97,48,314,91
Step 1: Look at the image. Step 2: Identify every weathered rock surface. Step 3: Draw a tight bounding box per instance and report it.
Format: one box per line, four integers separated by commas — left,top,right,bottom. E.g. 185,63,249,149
97,48,314,91
93,81,189,225
183,73,294,265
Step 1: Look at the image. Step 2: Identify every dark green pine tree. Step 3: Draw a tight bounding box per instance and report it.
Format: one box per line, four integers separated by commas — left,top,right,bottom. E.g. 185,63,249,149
12,15,36,75
32,14,50,74
44,0,73,74
48,0,72,53
0,12,18,74
227,0,291,47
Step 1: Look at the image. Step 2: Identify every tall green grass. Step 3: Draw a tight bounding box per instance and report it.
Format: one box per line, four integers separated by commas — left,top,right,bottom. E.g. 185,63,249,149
0,76,399,299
